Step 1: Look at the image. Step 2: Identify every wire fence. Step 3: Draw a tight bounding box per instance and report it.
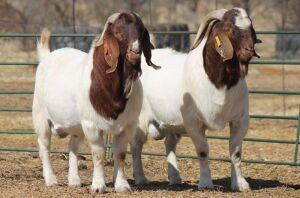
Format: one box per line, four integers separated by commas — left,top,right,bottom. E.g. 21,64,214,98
0,31,299,166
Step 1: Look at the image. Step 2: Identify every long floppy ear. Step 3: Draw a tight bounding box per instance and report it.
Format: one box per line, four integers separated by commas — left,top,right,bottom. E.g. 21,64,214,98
214,32,233,61
142,28,161,70
103,30,120,74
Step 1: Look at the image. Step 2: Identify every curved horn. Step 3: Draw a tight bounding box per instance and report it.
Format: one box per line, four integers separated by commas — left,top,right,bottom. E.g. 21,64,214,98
191,9,227,50
94,13,120,47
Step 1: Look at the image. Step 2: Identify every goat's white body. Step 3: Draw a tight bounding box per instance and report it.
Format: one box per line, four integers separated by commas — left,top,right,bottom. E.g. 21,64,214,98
139,49,185,132
35,48,84,135
139,46,248,135
36,47,142,136
34,44,142,192
133,37,249,191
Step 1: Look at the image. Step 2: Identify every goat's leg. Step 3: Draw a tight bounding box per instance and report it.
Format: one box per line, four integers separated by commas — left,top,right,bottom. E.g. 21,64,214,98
165,133,182,185
68,134,83,187
83,126,106,193
229,116,250,191
184,121,213,189
113,124,135,192
130,128,149,185
37,127,58,186
33,96,57,186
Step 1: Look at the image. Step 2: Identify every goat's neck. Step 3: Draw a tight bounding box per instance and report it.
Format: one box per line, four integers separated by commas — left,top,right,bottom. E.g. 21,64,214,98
89,46,129,120
203,34,240,90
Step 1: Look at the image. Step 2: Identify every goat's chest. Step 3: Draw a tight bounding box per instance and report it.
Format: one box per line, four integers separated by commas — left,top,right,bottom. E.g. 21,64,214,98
79,75,143,134
183,60,247,131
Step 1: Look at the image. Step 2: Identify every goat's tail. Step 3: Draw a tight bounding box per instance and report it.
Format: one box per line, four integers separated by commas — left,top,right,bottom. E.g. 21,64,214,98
37,28,51,61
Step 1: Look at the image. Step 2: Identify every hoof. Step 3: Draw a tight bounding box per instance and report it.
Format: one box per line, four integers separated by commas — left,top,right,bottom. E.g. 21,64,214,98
198,179,214,190
134,176,149,185
68,176,82,187
90,180,106,193
169,176,182,185
115,179,131,193
45,174,58,187
231,178,250,191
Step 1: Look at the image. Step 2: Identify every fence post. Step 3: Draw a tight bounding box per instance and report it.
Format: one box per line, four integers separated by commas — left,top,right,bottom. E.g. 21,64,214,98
293,107,300,165
105,134,113,164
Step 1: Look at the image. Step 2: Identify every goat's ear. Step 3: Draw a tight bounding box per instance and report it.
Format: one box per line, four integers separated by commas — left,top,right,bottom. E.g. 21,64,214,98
142,28,161,70
214,32,233,61
103,31,120,74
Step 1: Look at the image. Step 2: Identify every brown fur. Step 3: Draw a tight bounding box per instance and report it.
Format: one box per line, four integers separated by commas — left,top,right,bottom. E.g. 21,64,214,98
90,12,155,120
203,9,260,89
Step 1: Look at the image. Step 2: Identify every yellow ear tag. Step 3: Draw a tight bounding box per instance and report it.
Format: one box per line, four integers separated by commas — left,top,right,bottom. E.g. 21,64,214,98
215,35,222,47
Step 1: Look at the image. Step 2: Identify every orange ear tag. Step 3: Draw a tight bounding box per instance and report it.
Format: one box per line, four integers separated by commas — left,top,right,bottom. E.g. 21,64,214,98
103,44,109,56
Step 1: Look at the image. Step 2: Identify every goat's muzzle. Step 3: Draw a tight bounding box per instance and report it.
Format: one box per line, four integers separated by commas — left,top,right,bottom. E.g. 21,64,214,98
126,49,141,64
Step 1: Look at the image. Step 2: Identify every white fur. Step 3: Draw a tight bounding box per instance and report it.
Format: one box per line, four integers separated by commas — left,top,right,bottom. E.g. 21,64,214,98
132,31,249,191
234,8,251,30
33,35,142,192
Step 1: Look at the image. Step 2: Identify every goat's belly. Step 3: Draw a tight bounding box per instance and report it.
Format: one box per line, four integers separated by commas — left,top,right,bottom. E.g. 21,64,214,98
51,124,83,137
201,115,227,131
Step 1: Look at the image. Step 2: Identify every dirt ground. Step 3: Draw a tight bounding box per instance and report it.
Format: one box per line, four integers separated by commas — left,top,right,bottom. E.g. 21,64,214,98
0,53,300,197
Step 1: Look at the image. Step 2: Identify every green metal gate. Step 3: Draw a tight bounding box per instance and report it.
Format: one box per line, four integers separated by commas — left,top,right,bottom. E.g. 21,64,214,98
0,31,299,166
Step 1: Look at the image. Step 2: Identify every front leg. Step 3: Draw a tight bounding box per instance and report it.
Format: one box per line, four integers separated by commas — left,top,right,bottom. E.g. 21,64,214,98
113,124,136,192
229,114,250,191
82,125,106,193
183,119,213,189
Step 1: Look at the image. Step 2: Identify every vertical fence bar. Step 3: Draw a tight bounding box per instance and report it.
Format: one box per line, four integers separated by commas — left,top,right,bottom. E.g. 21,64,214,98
293,107,300,165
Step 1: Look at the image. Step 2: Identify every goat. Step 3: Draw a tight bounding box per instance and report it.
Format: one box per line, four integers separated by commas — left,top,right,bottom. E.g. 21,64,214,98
32,12,159,193
131,8,261,191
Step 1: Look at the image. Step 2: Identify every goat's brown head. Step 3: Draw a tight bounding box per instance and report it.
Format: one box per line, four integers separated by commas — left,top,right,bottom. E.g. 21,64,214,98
90,12,159,120
95,12,160,75
192,8,261,83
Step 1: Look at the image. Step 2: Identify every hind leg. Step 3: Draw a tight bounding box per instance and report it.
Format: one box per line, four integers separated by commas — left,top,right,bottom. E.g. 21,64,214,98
165,133,182,185
130,127,148,185
37,125,57,186
68,134,84,187
33,97,58,186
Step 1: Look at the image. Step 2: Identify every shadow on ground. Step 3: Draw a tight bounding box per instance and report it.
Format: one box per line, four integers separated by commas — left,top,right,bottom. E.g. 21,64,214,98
129,177,300,192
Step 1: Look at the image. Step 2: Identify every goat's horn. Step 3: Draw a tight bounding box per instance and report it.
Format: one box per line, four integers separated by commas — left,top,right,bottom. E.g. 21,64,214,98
191,9,228,49
94,13,120,47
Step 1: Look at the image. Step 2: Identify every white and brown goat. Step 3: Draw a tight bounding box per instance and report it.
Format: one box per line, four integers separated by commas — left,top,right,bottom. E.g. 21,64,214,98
32,12,159,193
131,8,261,191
